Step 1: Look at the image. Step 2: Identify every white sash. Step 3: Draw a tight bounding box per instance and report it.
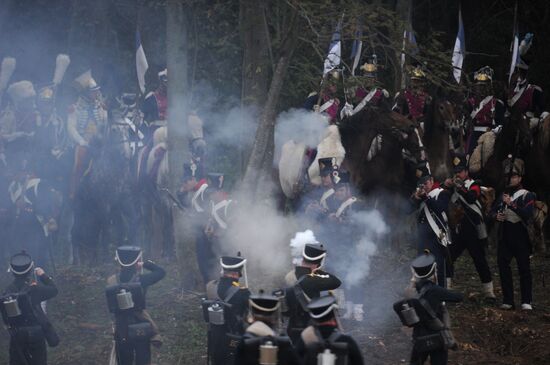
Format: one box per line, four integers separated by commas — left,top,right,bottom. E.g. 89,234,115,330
211,199,232,229
504,189,528,224
420,188,451,247
352,88,378,115
335,197,357,218
509,83,527,107
319,188,334,210
319,99,335,114
191,183,208,213
470,95,494,120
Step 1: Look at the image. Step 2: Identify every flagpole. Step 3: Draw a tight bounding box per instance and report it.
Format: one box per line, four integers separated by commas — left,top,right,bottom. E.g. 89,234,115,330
508,0,519,85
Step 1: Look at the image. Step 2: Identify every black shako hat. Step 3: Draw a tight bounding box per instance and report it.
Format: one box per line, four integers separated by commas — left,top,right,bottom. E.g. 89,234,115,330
249,290,280,316
318,157,338,177
220,254,246,272
452,153,468,173
115,246,142,267
302,243,326,265
415,161,432,184
331,169,350,186
9,251,34,276
307,295,338,321
411,250,437,279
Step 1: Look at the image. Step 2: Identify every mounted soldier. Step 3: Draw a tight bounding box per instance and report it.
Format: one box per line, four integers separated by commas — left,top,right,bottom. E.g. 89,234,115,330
282,242,341,344
1,251,59,365
393,64,432,129
464,66,505,156
67,70,108,200
295,295,364,365
1,80,39,175
340,54,391,120
234,290,301,365
409,161,452,287
394,251,463,365
445,153,495,300
106,246,165,365
141,69,167,145
303,71,341,125
203,254,251,365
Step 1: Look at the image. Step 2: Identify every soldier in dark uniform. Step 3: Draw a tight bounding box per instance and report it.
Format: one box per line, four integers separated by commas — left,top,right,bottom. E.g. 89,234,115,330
303,157,337,220
401,251,463,365
282,243,341,344
141,69,168,144
446,153,495,300
205,254,251,365
295,295,364,365
393,65,432,126
508,62,545,128
234,290,301,365
341,54,391,119
2,251,59,365
464,66,506,156
409,162,452,287
490,157,535,310
106,246,166,365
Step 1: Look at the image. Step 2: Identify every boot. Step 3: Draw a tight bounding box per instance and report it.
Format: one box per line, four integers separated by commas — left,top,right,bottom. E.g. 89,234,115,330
342,301,353,320
446,278,452,289
353,304,364,322
482,281,496,303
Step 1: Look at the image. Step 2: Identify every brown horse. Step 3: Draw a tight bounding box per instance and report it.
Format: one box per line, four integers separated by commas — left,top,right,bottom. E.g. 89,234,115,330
337,106,423,195
423,96,458,182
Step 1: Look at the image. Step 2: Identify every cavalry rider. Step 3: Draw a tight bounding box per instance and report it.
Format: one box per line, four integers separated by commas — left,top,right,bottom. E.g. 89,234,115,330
303,71,341,125
409,161,452,287
205,254,251,365
445,153,495,300
282,242,341,344
67,70,108,199
491,157,535,311
464,66,505,156
393,64,432,128
508,60,545,130
295,295,364,365
141,68,168,144
1,80,39,175
106,246,165,365
400,251,463,365
2,251,59,365
340,54,391,119
234,290,301,365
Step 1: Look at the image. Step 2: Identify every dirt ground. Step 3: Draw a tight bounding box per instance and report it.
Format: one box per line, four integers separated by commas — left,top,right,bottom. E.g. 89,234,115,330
0,244,549,365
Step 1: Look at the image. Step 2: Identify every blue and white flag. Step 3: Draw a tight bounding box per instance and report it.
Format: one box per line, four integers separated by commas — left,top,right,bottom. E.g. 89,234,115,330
508,1,519,84
452,6,465,84
350,26,363,76
323,21,342,76
400,27,418,88
136,30,148,94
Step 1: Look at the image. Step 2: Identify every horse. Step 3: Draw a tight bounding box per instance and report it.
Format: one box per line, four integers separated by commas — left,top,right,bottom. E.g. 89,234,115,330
422,95,458,182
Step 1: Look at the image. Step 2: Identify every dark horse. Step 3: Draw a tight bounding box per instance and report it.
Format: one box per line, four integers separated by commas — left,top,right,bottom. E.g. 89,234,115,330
422,95,458,182
338,106,425,195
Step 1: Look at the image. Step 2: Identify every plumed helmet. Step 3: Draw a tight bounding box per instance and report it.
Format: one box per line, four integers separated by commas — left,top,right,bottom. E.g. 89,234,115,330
9,251,34,276
360,54,378,78
115,246,142,267
302,243,326,265
473,66,493,83
37,85,55,102
307,294,338,321
409,65,426,80
249,289,280,317
411,250,437,279
7,81,36,105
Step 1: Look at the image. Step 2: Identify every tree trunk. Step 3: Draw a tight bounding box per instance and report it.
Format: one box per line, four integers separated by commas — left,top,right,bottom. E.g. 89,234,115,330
242,11,299,200
166,0,201,290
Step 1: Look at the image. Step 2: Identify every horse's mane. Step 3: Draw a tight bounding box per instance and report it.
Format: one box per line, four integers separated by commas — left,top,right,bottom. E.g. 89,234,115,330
338,106,381,133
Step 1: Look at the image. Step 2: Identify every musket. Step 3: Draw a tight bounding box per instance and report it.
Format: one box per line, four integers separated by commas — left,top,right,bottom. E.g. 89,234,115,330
159,188,184,210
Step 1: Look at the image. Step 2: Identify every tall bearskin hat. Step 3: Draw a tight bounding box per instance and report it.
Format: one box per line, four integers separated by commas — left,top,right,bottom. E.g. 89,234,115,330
307,295,338,321
9,251,34,276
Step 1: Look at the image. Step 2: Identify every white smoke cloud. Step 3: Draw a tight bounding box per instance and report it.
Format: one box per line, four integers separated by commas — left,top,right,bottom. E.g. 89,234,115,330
289,229,318,265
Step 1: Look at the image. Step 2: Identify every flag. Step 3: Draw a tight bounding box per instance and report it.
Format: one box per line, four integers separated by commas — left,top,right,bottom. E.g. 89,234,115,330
400,27,418,88
508,1,518,84
452,5,465,84
350,26,363,76
323,20,342,76
136,30,148,94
